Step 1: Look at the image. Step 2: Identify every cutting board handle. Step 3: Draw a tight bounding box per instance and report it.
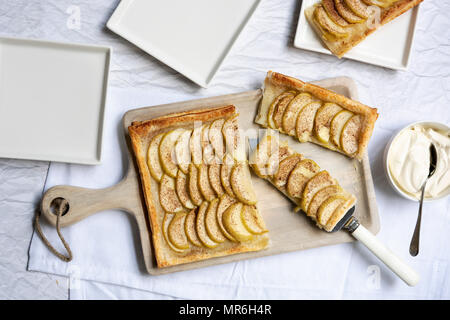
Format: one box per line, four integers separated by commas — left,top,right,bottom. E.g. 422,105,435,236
40,178,137,228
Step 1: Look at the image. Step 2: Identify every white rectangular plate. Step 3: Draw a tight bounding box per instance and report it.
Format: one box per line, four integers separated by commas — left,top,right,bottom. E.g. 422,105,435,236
0,37,110,164
107,0,261,87
294,0,420,70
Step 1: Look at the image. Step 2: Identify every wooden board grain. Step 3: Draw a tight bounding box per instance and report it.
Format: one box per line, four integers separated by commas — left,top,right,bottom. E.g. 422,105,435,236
41,77,379,275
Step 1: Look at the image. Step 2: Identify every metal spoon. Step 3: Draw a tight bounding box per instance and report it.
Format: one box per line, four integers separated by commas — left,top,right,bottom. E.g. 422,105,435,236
409,143,438,257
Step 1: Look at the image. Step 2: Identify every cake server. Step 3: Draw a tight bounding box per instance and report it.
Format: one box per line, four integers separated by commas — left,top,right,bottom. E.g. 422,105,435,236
248,137,420,286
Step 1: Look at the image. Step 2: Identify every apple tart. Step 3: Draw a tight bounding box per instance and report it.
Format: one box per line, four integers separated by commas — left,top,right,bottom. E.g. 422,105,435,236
255,71,378,160
305,0,423,58
249,132,356,232
128,106,269,268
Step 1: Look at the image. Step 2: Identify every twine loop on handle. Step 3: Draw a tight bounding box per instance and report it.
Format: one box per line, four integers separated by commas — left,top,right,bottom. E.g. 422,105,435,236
34,199,73,262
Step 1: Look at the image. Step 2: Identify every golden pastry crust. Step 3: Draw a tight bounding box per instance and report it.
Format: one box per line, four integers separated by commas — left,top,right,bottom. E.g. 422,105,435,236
255,71,378,160
129,105,269,268
305,0,423,58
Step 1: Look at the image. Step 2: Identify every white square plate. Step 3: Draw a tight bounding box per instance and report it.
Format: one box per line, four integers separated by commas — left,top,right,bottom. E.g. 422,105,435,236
0,37,110,164
107,0,261,87
294,0,420,70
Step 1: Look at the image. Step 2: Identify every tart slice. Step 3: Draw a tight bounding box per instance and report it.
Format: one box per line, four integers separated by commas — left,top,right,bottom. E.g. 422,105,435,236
250,133,357,232
128,105,269,268
255,71,378,160
305,0,423,58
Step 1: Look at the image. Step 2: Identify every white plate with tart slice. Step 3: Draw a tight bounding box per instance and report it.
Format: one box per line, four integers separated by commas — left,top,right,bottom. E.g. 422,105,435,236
294,0,422,70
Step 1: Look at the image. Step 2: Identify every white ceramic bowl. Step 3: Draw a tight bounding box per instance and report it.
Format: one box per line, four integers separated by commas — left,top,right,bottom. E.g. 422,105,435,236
383,121,450,202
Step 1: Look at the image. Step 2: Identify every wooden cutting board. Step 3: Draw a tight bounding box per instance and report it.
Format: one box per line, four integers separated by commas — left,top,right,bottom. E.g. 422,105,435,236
40,77,379,275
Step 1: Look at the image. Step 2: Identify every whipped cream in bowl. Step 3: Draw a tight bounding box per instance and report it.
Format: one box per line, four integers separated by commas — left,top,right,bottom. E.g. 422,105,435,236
384,121,450,201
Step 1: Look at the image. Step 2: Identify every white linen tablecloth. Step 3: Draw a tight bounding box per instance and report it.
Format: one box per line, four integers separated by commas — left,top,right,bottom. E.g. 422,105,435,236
21,0,450,299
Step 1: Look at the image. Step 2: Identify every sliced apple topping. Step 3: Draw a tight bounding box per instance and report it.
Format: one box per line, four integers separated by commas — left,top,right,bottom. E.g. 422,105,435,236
205,198,226,243
330,110,354,147
314,5,349,39
307,185,343,219
266,144,293,177
209,163,225,197
340,114,362,155
362,0,395,8
301,171,337,213
344,0,370,19
317,195,348,227
196,202,219,248
324,195,356,232
189,124,203,166
175,170,195,210
272,91,296,131
223,202,253,242
201,124,216,165
198,163,216,202
147,133,165,182
188,164,204,206
159,174,185,214
222,114,245,162
322,0,349,27
217,194,237,242
168,212,189,250
220,154,236,197
175,129,192,174
281,93,313,136
209,118,226,160
335,0,365,23
160,128,185,178
295,101,322,142
249,145,268,179
314,102,343,144
250,133,280,177
231,163,257,205
267,91,296,129
184,209,203,247
163,212,186,253
241,205,268,235
286,159,321,198
273,154,304,188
